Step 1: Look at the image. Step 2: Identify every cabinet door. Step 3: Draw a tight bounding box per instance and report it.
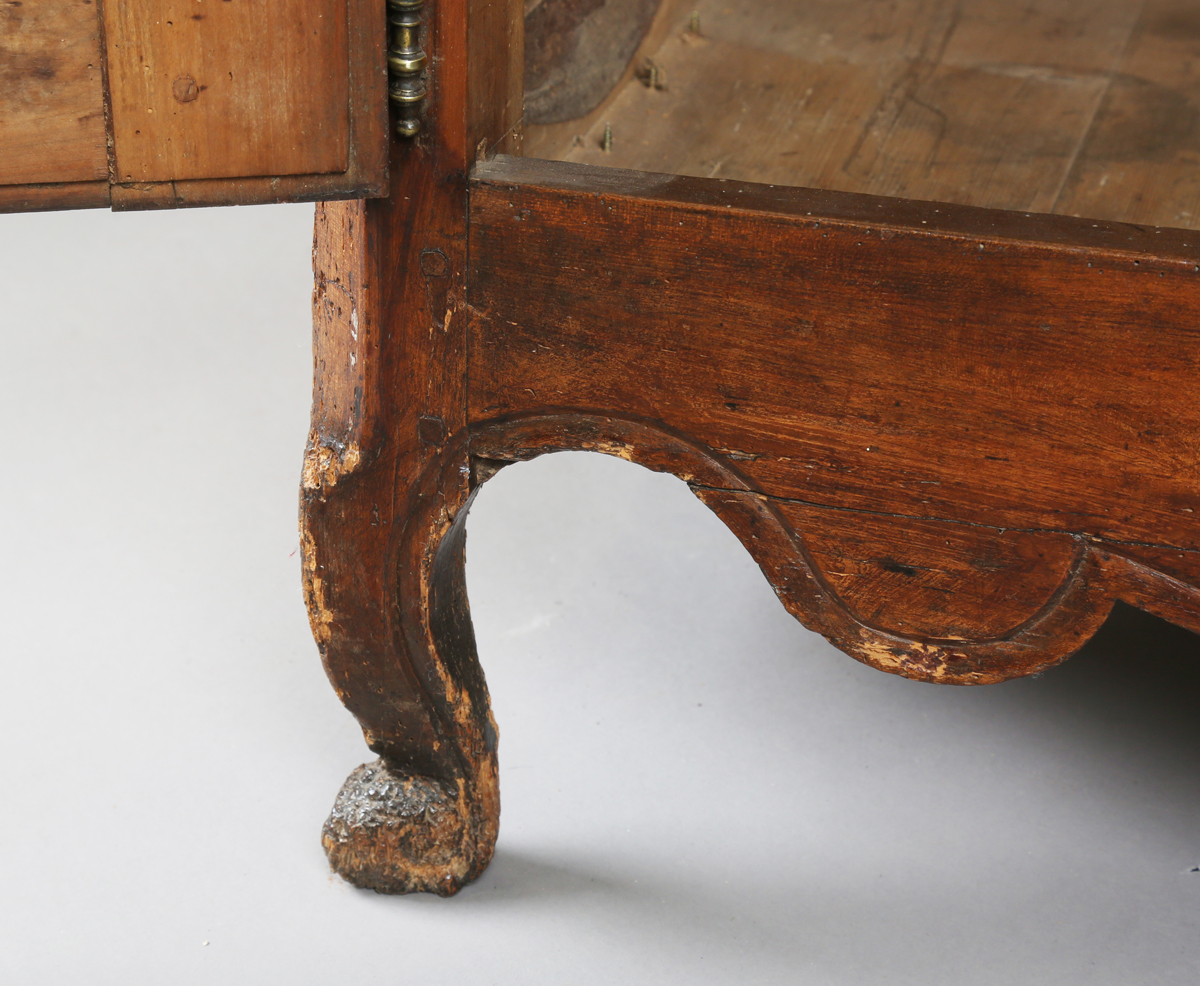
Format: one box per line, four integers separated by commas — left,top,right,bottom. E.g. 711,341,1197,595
1,0,386,211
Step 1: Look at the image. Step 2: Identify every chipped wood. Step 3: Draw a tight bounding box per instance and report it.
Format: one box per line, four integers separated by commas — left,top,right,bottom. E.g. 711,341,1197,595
302,0,522,895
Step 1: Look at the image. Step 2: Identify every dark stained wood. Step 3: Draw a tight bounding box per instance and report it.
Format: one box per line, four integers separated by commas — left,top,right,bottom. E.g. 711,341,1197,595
462,413,1200,685
302,0,523,895
293,0,1200,898
0,0,107,186
524,0,661,124
0,180,111,213
462,155,1200,683
776,503,1082,641
468,157,1200,553
298,0,1200,899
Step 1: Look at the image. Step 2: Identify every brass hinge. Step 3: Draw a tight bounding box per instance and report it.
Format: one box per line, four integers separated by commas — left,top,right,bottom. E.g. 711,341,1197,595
388,0,427,138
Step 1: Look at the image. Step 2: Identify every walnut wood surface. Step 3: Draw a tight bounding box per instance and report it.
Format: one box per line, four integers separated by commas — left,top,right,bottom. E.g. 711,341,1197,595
469,157,1200,550
301,2,1200,896
527,0,1200,231
304,0,523,895
465,155,1200,680
0,0,107,186
104,0,349,183
1,0,386,210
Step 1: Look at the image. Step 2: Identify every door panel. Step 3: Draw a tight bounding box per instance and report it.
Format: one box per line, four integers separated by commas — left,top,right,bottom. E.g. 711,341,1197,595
0,0,107,186
1,0,386,211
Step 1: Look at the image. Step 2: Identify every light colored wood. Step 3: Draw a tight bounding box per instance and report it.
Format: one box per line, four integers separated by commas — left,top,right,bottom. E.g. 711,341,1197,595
527,0,1200,227
1055,1,1200,227
102,0,350,183
0,0,108,185
523,0,691,160
2,0,385,209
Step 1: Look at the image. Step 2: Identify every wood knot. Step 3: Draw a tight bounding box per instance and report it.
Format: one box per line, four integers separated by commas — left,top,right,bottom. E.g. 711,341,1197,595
418,414,447,446
172,75,200,103
419,248,449,278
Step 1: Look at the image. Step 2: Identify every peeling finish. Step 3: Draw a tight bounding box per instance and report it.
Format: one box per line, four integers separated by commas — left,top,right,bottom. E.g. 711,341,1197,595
322,760,472,895
852,632,989,684
300,529,333,646
302,439,363,492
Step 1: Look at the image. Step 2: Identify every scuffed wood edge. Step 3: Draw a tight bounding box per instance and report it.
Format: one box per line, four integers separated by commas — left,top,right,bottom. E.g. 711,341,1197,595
0,181,111,214
473,155,1200,262
467,411,1200,685
110,174,386,212
306,198,377,489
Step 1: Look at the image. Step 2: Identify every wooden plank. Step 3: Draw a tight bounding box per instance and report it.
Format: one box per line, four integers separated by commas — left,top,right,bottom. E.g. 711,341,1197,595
0,180,110,213
103,0,350,183
2,0,385,211
0,0,108,186
467,157,1200,561
1054,0,1200,227
529,0,1150,219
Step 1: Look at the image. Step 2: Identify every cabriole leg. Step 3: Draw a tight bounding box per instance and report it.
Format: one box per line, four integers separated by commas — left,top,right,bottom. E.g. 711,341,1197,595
301,0,524,894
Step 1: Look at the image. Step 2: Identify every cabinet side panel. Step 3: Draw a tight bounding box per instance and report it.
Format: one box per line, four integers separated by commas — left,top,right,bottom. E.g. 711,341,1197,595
104,0,350,183
467,158,1200,554
0,0,108,186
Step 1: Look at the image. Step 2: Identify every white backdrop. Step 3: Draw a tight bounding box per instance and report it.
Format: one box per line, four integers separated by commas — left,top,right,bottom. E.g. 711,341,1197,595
2,202,1198,984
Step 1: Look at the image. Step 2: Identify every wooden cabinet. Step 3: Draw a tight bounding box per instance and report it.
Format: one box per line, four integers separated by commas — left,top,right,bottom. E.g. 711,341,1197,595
1,0,386,211
5,0,1200,899
304,0,1200,895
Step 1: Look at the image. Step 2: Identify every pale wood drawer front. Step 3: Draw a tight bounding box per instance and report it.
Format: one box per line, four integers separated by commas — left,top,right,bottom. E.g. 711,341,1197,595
1,0,386,212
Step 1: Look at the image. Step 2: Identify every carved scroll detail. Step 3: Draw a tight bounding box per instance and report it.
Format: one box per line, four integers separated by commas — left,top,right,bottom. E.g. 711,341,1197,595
467,412,1200,685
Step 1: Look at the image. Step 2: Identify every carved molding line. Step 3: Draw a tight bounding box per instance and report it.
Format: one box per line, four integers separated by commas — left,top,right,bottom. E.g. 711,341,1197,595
466,411,1200,685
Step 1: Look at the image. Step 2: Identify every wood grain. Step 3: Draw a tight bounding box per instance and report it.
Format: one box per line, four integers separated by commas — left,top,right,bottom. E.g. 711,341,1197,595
0,179,110,213
464,159,1200,686
468,157,1200,560
465,412,1200,684
524,0,1200,229
304,0,524,895
524,0,660,124
103,0,350,183
1055,0,1200,227
0,0,107,186
2,0,385,210
775,502,1081,641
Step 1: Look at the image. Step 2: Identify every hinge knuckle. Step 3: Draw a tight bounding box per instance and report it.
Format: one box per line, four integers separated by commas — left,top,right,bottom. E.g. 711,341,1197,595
388,0,427,138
